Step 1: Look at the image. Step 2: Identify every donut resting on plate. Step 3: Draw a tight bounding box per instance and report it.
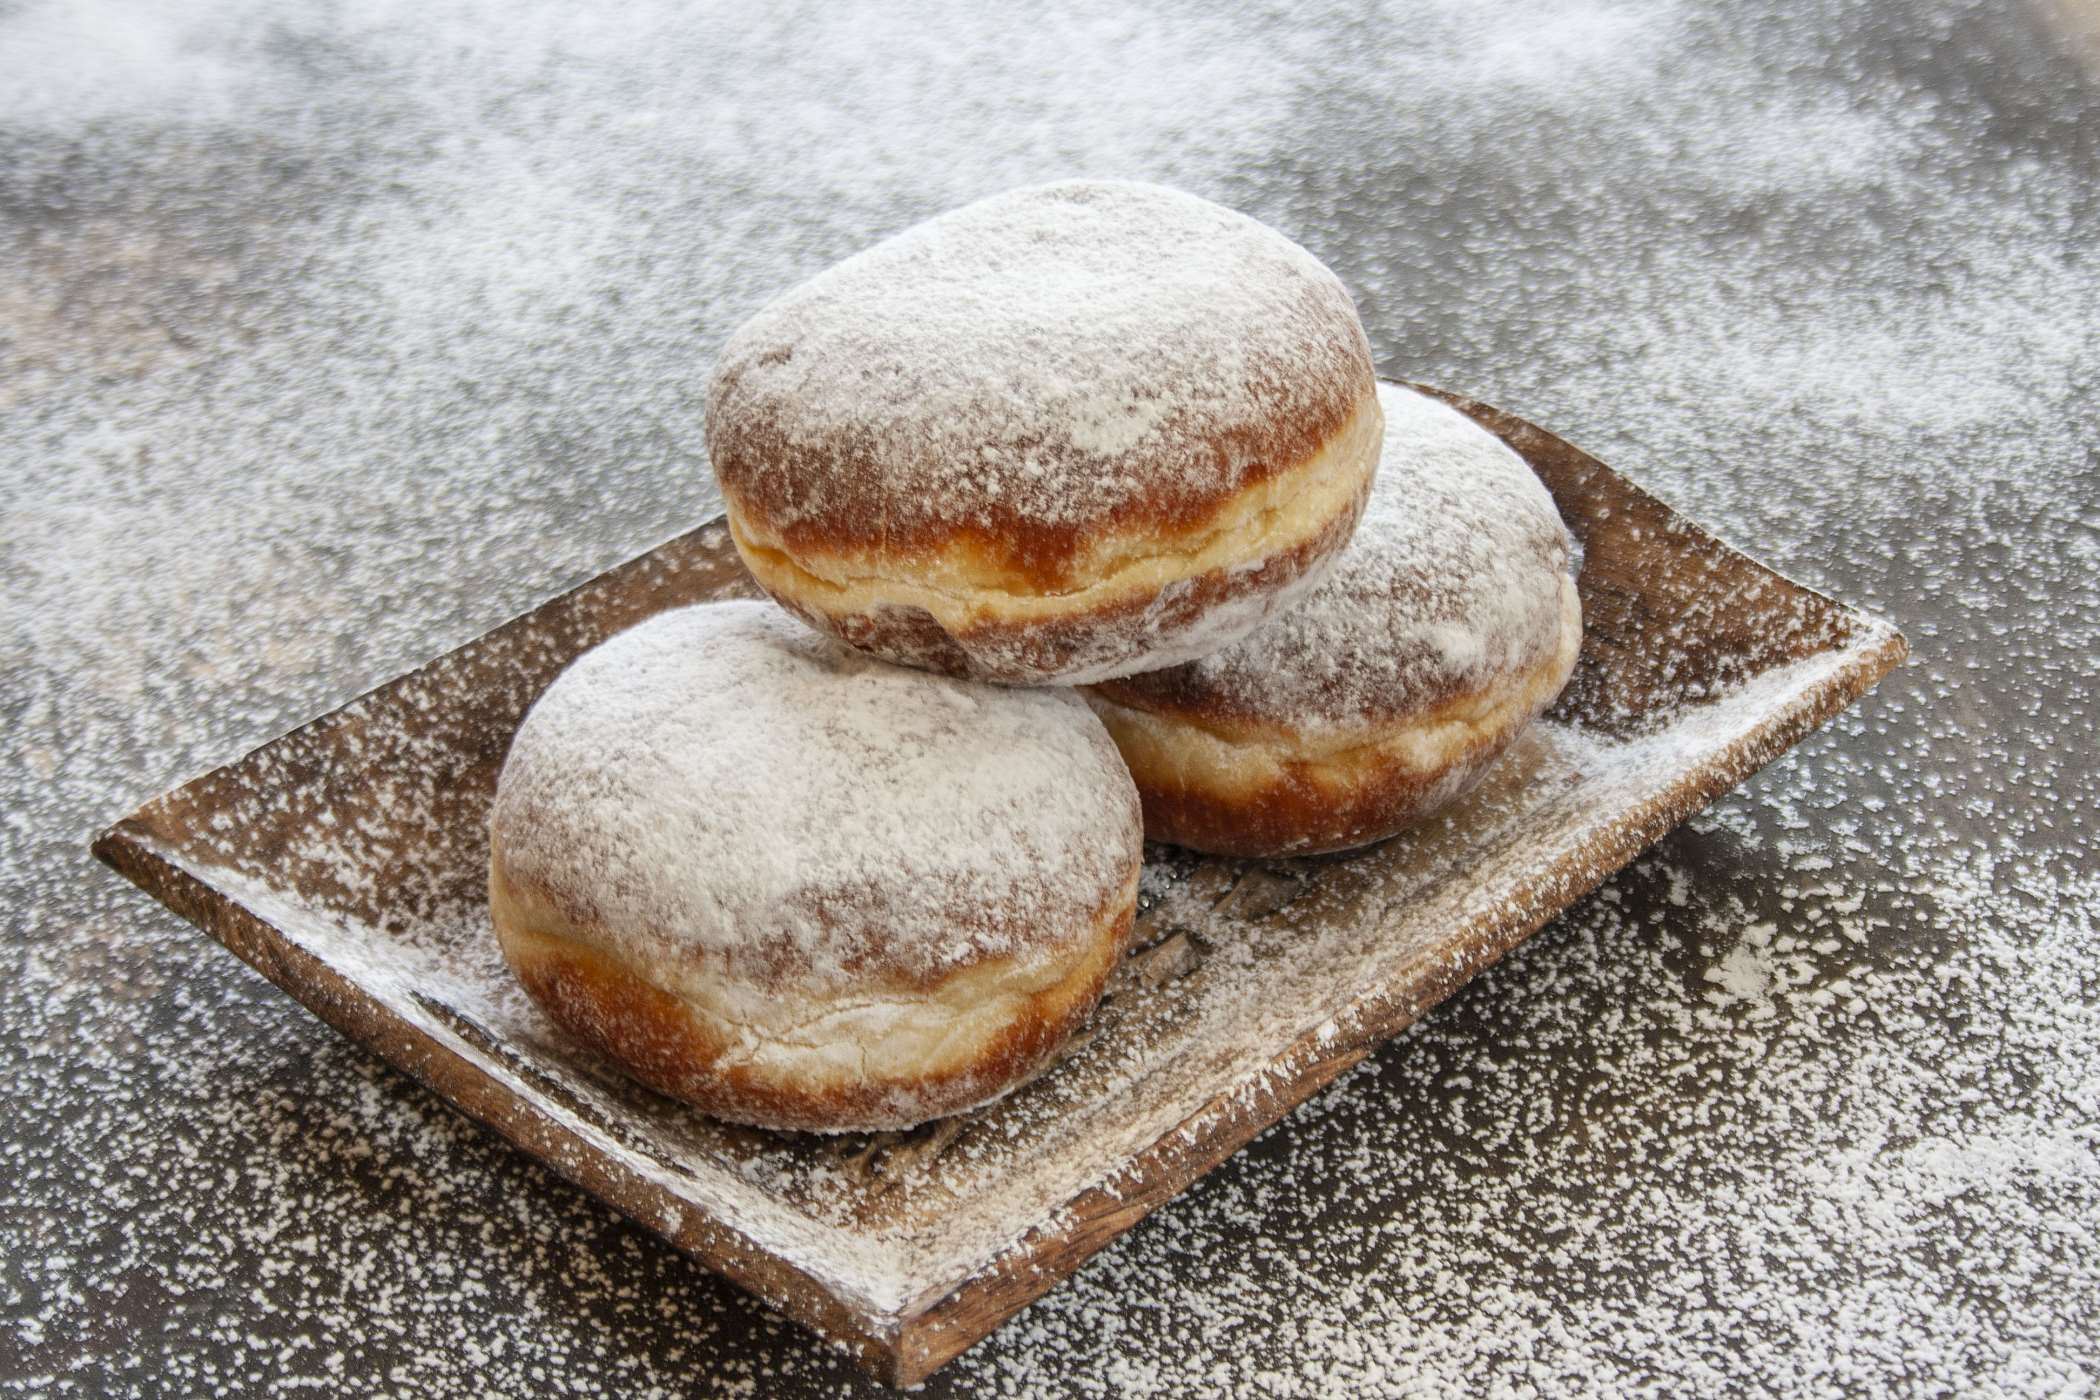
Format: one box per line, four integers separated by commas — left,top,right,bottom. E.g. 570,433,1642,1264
705,180,1381,686
488,600,1143,1133
1084,382,1583,858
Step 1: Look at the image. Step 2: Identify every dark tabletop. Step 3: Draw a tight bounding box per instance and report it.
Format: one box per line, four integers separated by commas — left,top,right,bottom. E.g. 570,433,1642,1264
5,1,2097,1395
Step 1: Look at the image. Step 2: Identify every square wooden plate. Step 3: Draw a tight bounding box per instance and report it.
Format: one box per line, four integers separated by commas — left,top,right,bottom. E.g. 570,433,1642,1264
94,386,1905,1386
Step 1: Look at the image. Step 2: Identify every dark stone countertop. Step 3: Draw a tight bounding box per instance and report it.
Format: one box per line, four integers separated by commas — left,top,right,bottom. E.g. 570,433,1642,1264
4,1,2095,1394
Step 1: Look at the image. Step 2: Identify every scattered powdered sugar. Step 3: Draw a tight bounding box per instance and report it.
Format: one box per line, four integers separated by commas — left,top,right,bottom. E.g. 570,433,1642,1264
968,846,2100,1399
1097,382,1575,733
493,600,1139,990
706,180,1373,549
5,0,2099,1396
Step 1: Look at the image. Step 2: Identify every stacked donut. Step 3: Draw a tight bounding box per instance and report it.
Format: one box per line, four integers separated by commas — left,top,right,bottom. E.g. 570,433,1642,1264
489,181,1582,1133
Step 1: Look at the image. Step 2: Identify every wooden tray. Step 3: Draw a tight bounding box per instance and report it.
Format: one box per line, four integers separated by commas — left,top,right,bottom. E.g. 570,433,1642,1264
93,386,1905,1386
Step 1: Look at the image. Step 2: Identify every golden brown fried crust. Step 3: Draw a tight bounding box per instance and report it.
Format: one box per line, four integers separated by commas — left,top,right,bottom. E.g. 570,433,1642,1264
1087,588,1584,857
1100,709,1509,858
489,850,1136,1133
709,293,1376,590
734,476,1370,684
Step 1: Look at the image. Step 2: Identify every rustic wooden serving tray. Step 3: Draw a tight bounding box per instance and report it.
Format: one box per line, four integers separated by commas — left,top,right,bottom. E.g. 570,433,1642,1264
94,386,1904,1385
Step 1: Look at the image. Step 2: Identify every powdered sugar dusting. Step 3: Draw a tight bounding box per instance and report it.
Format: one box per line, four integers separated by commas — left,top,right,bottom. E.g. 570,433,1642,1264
493,600,1139,990
1099,382,1575,733
706,180,1373,548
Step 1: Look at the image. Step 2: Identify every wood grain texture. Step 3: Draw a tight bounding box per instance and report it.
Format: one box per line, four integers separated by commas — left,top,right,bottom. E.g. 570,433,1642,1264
93,386,1904,1386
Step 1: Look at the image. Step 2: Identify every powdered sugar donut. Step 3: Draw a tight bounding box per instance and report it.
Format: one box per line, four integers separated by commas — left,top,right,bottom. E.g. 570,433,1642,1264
705,180,1381,686
1083,382,1583,857
488,600,1142,1133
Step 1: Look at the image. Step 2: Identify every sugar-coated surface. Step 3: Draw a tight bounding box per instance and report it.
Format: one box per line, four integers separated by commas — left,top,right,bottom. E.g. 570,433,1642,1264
707,180,1371,546
1099,382,1576,732
494,601,1137,991
5,2,2098,1398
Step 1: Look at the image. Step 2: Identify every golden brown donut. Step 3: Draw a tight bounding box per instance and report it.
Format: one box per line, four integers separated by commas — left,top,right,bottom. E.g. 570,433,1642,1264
488,600,1143,1133
705,179,1381,686
1083,382,1583,857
